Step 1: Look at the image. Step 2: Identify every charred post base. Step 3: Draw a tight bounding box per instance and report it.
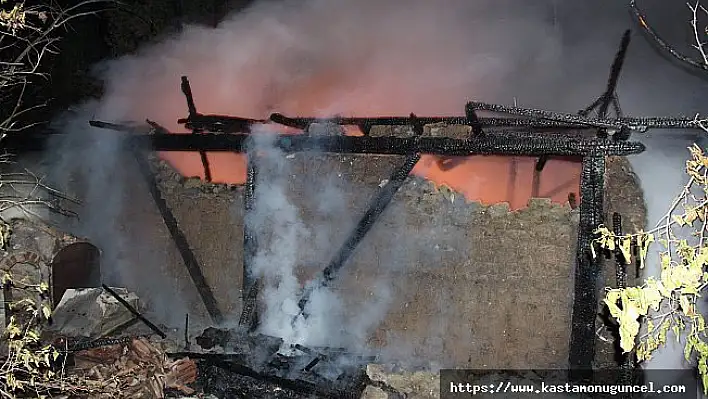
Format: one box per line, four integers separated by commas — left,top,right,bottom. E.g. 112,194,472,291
612,213,635,384
569,155,605,381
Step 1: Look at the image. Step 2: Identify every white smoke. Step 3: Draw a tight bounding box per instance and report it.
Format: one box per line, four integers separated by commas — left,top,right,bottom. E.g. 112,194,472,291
245,127,312,344
244,126,393,350
42,101,196,328
32,0,708,381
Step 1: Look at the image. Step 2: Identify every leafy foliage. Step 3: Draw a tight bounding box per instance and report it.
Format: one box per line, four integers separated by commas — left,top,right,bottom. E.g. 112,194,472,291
0,0,110,138
594,144,708,394
0,267,62,398
0,1,105,397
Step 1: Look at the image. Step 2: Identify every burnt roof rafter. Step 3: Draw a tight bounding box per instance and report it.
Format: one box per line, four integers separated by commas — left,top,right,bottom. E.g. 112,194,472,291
134,131,645,156
163,26,701,143
88,120,646,157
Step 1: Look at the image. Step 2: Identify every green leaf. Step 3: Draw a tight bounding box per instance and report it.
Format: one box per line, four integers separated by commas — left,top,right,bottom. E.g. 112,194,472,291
673,324,681,343
686,336,695,361
620,237,632,264
41,304,51,320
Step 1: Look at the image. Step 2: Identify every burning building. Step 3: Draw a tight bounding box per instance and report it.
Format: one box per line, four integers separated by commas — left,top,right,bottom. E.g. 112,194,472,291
73,46,664,394
3,0,707,397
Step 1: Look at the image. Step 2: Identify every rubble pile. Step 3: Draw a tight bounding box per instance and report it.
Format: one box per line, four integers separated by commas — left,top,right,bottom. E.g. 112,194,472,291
37,288,375,398
183,327,370,399
362,364,438,399
68,337,197,398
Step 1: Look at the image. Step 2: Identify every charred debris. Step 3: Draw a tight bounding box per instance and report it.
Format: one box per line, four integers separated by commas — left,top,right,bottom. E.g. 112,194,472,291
73,28,706,396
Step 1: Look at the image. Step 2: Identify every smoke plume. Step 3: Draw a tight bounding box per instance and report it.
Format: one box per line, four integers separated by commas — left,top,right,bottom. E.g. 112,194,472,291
36,0,708,376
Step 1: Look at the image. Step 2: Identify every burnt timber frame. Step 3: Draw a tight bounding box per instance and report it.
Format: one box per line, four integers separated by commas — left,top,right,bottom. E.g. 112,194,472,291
85,29,706,385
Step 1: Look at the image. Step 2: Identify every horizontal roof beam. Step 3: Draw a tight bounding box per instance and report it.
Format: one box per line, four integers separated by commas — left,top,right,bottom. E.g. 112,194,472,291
122,131,645,157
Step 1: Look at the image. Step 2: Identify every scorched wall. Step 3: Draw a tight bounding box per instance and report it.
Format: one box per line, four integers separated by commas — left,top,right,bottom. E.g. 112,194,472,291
14,143,645,370
147,149,643,369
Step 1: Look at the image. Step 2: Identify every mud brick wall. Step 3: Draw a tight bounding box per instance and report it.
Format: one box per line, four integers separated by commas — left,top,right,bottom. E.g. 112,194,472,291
144,152,578,369
339,189,578,369
27,146,644,370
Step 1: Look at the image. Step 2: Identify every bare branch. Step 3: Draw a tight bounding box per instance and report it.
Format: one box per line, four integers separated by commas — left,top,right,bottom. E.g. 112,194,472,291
688,1,708,65
0,0,116,135
629,0,708,71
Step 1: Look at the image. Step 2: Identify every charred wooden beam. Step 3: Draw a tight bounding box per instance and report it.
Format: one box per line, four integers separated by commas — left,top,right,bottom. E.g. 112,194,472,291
568,37,628,368
535,156,549,172
269,113,310,129
464,106,484,136
184,313,190,351
569,155,605,382
176,77,266,134
270,112,584,132
125,132,646,156
199,152,212,182
304,356,321,372
130,147,224,324
598,30,631,120
238,280,261,332
178,114,266,134
101,284,167,339
242,152,258,299
239,146,261,331
243,153,258,291
532,155,547,198
612,212,635,384
467,102,701,133
88,120,133,132
181,76,198,117
580,30,630,120
629,0,708,73
581,30,631,139
146,119,170,134
579,97,603,118
612,213,627,289
179,76,212,181
296,153,421,318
